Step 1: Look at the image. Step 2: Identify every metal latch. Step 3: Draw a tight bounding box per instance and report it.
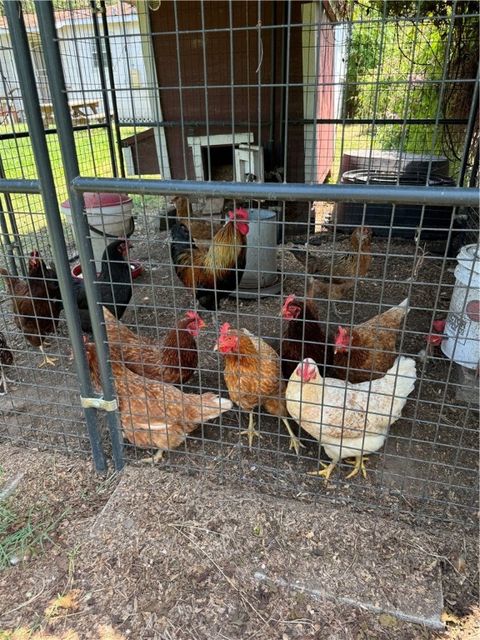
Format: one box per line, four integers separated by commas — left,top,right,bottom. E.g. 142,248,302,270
80,396,118,412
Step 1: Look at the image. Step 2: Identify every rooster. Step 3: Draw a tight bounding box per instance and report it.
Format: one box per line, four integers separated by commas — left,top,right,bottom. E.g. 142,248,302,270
0,250,62,367
289,227,372,315
69,239,133,332
214,323,303,454
0,331,13,395
170,208,249,311
85,339,232,463
286,356,417,481
280,294,333,380
102,307,205,385
333,298,409,383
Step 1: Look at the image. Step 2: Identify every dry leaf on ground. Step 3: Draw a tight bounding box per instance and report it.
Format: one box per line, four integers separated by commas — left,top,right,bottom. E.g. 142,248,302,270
44,590,81,619
97,625,126,640
444,606,480,639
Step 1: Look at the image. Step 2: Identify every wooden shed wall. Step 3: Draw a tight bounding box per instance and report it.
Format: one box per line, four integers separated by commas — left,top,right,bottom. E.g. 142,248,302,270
149,0,305,182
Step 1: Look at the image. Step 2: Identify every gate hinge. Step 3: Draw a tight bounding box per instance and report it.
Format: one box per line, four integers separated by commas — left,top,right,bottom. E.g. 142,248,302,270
80,395,118,412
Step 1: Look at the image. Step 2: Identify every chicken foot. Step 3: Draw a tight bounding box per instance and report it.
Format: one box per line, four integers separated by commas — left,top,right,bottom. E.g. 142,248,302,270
281,417,304,455
308,461,336,482
0,368,13,395
345,456,369,479
240,411,261,449
38,344,58,368
142,449,164,464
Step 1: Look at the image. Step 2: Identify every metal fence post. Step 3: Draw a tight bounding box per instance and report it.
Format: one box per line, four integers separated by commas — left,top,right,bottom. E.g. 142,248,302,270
99,0,126,178
89,0,119,178
34,0,125,472
4,1,108,472
0,156,26,277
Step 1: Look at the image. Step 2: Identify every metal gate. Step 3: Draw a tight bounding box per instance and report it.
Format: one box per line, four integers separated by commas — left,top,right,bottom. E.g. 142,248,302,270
0,1,478,524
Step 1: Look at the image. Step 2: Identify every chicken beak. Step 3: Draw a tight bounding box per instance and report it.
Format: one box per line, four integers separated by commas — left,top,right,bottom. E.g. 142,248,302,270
213,342,218,351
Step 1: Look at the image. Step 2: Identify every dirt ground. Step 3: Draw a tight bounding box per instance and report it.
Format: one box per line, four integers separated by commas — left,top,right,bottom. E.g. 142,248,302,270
0,202,478,636
0,445,478,639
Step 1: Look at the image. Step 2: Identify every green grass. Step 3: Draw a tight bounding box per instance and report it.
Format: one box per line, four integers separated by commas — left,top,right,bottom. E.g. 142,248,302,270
0,500,70,570
0,124,149,238
329,124,381,182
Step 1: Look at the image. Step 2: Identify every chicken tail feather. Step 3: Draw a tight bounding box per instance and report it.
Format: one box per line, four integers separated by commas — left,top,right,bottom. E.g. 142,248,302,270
187,392,233,422
396,297,410,312
387,356,417,400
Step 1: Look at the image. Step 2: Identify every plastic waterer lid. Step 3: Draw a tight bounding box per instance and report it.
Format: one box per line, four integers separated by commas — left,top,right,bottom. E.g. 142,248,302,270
456,243,480,276
61,192,132,209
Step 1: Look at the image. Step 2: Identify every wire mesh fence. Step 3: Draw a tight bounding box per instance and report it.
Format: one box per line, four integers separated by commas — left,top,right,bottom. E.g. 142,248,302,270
0,0,478,525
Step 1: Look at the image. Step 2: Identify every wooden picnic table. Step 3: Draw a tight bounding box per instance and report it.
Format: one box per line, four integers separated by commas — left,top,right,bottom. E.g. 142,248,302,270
40,99,100,126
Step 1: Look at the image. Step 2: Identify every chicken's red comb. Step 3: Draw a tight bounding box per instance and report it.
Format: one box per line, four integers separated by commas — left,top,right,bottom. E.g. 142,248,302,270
219,322,231,336
235,207,249,220
185,310,205,327
335,326,349,344
30,250,40,258
432,319,446,333
228,208,249,221
282,294,296,312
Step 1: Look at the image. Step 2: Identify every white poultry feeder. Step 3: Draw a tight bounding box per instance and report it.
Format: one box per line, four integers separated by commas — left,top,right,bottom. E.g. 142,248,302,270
61,192,134,273
441,244,480,368
441,243,480,408
235,207,281,299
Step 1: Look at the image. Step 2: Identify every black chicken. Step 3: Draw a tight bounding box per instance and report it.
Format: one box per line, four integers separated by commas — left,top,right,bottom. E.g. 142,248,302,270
0,331,13,395
71,239,133,332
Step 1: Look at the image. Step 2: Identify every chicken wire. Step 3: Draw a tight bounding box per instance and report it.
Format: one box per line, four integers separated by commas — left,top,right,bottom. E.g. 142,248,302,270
0,0,478,525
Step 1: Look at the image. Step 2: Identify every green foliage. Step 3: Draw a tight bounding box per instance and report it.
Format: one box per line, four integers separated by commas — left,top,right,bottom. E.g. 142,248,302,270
346,0,478,162
0,125,148,237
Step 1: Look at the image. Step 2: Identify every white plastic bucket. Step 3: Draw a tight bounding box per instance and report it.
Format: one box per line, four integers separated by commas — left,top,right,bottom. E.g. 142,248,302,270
61,192,134,272
237,207,281,297
441,243,480,369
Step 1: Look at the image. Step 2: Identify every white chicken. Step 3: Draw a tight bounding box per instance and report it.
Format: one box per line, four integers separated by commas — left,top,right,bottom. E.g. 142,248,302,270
286,356,417,481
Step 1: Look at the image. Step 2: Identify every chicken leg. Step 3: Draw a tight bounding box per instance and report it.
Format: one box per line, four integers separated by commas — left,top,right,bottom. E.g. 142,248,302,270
142,449,164,464
308,461,337,482
38,344,57,368
281,417,304,455
345,456,369,479
240,411,261,449
0,368,11,395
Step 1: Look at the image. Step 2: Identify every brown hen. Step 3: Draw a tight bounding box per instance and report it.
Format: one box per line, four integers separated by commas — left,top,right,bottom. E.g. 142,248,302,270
103,308,204,385
333,298,409,383
0,250,62,367
85,340,232,462
289,227,372,314
214,323,303,454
